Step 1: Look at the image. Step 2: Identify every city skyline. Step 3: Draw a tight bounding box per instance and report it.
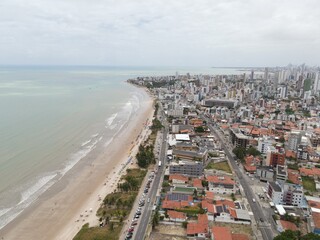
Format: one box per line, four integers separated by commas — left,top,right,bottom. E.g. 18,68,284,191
0,0,319,66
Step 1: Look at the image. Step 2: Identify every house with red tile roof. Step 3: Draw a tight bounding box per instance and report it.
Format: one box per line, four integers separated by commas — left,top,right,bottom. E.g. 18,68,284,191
167,210,187,222
192,178,204,190
169,174,189,184
207,175,236,194
299,167,320,178
205,191,215,201
285,150,297,159
287,169,302,185
213,199,237,222
211,226,232,240
187,214,209,238
277,220,298,232
231,233,250,240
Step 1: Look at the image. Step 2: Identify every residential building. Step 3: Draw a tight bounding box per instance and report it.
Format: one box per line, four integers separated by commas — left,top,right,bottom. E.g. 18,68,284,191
256,166,274,182
169,160,203,177
207,176,236,194
230,128,250,149
266,149,285,167
267,181,305,207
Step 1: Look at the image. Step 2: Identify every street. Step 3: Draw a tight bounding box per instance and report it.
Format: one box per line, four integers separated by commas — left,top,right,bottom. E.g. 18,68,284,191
202,114,274,240
133,104,168,240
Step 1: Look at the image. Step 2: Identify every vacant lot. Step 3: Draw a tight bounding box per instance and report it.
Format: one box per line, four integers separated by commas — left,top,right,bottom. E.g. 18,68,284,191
302,176,316,192
211,222,253,238
149,224,187,240
206,161,232,174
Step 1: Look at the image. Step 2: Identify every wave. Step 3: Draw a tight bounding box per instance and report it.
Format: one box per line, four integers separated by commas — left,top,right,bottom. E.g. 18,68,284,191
60,138,100,176
106,113,118,127
0,173,57,230
0,133,104,230
19,173,57,205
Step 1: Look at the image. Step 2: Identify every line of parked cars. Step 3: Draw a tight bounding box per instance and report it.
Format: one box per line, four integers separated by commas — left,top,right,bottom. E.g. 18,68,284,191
125,173,154,239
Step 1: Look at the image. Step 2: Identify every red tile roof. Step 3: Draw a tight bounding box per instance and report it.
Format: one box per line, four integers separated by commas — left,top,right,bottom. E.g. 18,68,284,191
205,191,215,200
167,210,186,220
187,222,208,235
287,169,301,185
192,178,203,189
169,174,188,182
299,167,320,177
201,200,214,214
279,220,298,231
312,212,320,229
162,200,191,209
251,129,260,135
198,214,208,224
232,233,250,240
286,150,297,159
187,214,209,235
308,200,320,209
244,164,256,173
212,226,232,240
207,176,235,185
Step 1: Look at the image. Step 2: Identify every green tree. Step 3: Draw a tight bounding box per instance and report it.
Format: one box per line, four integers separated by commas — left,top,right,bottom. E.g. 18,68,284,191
231,193,236,201
233,147,246,161
246,146,261,156
273,230,299,240
152,210,160,228
182,221,188,228
301,233,320,240
195,126,205,133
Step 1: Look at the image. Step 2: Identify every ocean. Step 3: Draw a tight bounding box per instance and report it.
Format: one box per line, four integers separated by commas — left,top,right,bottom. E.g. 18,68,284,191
0,66,242,230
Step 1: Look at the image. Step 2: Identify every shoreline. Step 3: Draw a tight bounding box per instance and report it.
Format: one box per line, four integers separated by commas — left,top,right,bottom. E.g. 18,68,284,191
0,86,154,240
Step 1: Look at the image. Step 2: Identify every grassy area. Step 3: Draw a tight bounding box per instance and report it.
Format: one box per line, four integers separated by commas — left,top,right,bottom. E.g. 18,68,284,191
73,168,146,240
206,161,232,174
302,176,316,192
73,223,122,240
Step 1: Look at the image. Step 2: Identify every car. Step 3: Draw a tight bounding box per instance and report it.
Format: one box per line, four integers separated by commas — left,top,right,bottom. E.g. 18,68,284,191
147,198,150,203
260,218,264,222
131,222,137,226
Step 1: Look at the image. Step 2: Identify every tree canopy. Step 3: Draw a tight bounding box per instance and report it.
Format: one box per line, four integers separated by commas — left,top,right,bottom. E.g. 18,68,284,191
273,230,320,240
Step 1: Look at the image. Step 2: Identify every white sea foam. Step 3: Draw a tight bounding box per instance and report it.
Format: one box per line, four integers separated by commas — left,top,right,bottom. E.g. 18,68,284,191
81,139,92,147
106,113,118,126
0,207,11,219
0,209,23,230
19,173,57,205
0,173,57,230
60,138,99,176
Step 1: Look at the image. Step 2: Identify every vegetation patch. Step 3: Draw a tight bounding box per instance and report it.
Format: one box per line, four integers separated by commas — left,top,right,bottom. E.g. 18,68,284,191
302,176,316,192
206,161,232,173
73,223,122,240
73,168,146,240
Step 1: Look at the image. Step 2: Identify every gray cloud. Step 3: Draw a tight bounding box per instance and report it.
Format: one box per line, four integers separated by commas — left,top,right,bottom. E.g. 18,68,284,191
0,0,319,66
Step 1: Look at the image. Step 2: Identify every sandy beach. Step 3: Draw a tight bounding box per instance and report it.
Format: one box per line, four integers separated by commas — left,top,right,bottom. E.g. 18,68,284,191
0,88,154,240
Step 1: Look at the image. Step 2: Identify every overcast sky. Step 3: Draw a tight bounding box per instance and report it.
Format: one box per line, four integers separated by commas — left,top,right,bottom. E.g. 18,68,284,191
0,0,319,67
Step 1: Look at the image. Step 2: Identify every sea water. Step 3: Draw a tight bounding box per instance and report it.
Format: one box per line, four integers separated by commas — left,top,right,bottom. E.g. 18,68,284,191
0,66,241,229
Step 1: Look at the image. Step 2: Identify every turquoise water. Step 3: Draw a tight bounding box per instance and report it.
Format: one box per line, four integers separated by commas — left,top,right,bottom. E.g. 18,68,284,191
0,66,241,229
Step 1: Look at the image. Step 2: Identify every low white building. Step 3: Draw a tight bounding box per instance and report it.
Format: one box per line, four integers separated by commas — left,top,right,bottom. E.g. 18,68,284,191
207,176,236,194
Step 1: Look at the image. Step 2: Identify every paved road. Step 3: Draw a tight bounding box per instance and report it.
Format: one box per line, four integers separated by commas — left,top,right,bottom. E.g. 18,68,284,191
133,105,168,240
201,115,274,240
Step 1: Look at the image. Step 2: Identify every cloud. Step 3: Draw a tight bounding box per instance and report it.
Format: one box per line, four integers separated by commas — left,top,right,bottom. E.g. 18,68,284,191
0,0,319,66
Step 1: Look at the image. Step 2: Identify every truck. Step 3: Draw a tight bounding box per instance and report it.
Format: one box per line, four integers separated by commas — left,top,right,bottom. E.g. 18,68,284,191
158,161,162,167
